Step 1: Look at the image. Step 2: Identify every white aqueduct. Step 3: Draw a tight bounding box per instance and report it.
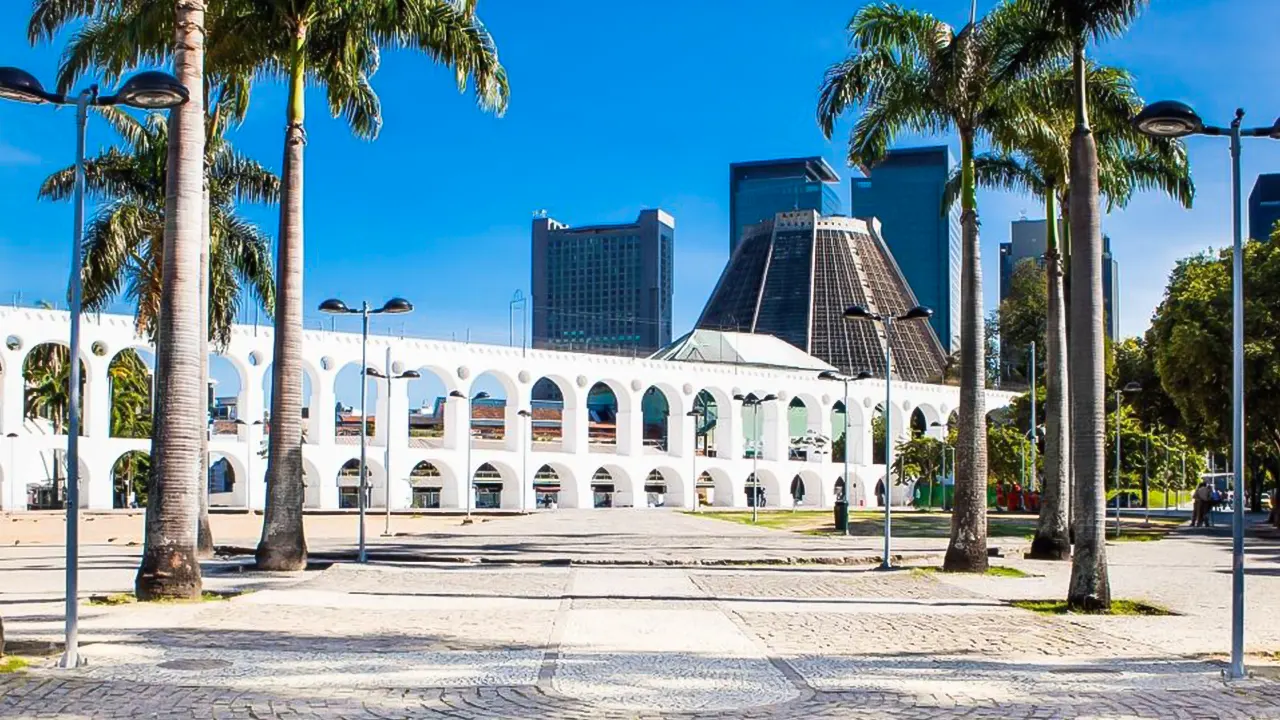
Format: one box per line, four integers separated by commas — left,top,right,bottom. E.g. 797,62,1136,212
0,307,1015,513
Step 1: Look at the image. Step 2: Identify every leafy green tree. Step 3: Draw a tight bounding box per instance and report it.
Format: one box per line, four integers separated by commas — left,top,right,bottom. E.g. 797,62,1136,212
108,350,154,439
987,422,1037,488
23,344,87,507
893,435,946,506
817,1,1055,571
871,411,886,465
999,259,1048,384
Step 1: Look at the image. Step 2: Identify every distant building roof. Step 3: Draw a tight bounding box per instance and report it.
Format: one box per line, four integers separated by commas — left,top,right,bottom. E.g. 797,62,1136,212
650,329,837,372
730,156,840,183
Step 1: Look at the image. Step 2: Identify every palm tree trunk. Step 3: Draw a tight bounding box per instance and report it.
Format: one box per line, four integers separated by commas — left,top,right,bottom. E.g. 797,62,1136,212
944,128,989,572
135,0,206,601
256,27,309,571
197,168,214,559
1066,40,1111,610
1029,187,1071,560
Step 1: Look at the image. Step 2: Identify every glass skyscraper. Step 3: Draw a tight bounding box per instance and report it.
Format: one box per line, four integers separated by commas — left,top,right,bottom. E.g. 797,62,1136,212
729,157,842,255
849,146,961,352
531,209,675,356
999,218,1120,340
1249,173,1280,241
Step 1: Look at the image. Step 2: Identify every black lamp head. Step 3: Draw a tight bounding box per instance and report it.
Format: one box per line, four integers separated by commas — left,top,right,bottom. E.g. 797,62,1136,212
449,390,465,399
109,70,188,109
379,297,414,315
686,408,701,417
0,67,57,104
473,391,491,400
1122,381,1142,393
1134,100,1203,139
363,367,386,379
856,371,873,380
761,393,778,402
732,393,747,402
843,304,873,320
318,298,350,314
398,370,421,380
902,305,933,321
518,409,532,417
1267,117,1280,140
818,370,839,381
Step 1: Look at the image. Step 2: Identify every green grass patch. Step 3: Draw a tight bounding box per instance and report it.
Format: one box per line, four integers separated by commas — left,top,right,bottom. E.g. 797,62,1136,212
0,657,31,673
912,565,1032,578
88,590,242,606
88,593,135,606
1011,599,1174,616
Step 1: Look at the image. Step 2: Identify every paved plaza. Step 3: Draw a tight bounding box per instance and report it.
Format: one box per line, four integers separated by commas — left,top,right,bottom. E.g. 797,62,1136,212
3,510,1280,718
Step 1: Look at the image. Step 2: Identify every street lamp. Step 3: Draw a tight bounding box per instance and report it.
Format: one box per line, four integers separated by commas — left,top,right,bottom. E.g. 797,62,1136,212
233,419,263,513
733,393,778,524
843,304,932,569
449,389,491,519
365,366,420,536
320,297,413,563
517,408,532,512
1136,101,1280,680
686,408,702,511
1113,382,1142,538
0,65,188,671
819,370,873,535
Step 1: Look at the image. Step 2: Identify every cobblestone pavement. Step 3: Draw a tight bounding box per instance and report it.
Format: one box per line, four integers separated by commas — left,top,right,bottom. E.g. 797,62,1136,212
5,513,1280,718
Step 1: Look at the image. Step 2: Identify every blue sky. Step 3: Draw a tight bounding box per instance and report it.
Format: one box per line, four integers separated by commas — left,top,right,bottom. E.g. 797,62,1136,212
3,0,1280,407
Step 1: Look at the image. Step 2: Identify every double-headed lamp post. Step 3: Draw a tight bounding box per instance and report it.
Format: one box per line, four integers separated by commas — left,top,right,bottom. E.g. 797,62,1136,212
686,408,702,511
1135,101,1280,681
320,297,414,564
0,66,188,670
842,304,932,570
517,408,532,512
233,419,264,513
818,370,873,536
733,393,778,524
1113,382,1142,538
365,367,420,536
449,390,491,519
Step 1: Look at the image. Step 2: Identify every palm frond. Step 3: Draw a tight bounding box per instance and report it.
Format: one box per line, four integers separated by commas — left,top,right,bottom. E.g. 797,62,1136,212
847,4,950,63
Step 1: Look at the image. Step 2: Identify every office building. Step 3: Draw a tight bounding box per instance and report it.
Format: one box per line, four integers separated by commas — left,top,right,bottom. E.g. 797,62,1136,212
998,219,1120,341
1250,174,1280,241
695,210,947,383
531,209,674,355
849,146,961,352
729,157,842,255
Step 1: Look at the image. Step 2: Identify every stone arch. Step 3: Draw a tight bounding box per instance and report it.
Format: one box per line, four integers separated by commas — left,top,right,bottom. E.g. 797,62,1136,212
871,403,887,465
332,360,383,444
472,460,519,510
468,370,517,450
207,450,247,508
794,468,826,508
209,352,248,437
261,361,319,443
788,392,825,461
910,407,928,438
692,388,730,459
589,465,623,508
643,466,685,508
587,381,623,453
533,461,574,509
335,457,385,509
747,468,784,509
28,446,92,509
406,366,453,450
302,456,322,509
530,374,579,453
640,384,677,454
700,466,735,508
409,460,450,509
107,347,156,440
110,449,150,508
22,341,89,436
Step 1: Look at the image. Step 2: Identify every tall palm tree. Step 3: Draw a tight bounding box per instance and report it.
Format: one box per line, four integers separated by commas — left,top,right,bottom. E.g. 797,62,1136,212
30,0,212,599
817,2,1050,571
941,62,1191,561
1009,0,1150,610
193,0,507,571
38,106,277,347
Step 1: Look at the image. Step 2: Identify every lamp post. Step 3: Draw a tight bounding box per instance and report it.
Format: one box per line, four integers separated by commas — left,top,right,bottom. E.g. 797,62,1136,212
0,66,188,670
1028,341,1037,492
517,408,532,512
320,297,413,563
366,364,420,536
1114,382,1142,538
733,393,778,524
842,304,933,569
1136,101,1280,681
819,370,873,535
233,419,263,513
686,408,702,511
929,421,953,512
449,389,491,519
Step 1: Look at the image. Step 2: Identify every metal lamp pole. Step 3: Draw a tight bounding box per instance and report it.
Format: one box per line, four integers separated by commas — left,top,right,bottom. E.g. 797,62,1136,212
820,370,872,535
450,390,490,519
0,66,189,670
1029,341,1037,492
234,419,263,512
1136,101,1280,681
320,297,413,563
686,409,701,511
1114,382,1141,537
368,361,420,537
518,409,532,512
733,394,777,524
842,304,932,569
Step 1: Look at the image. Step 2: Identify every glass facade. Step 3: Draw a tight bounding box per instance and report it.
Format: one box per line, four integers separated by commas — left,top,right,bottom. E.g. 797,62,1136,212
849,147,961,352
729,158,842,255
531,209,675,355
1250,174,1280,242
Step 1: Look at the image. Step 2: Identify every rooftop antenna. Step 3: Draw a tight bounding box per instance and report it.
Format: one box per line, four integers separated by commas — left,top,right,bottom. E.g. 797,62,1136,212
969,0,977,25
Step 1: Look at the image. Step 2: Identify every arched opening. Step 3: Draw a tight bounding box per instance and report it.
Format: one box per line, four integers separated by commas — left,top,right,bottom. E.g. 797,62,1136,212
530,376,572,453
337,458,373,509
741,393,763,460
207,452,242,508
469,371,515,450
28,451,90,510
333,361,380,444
910,407,927,438
790,474,807,507
534,463,561,508
591,467,616,508
641,386,671,453
107,348,153,439
409,461,444,509
111,450,150,508
261,363,316,442
696,470,717,507
788,395,827,461
833,476,847,504
303,459,321,509
406,367,451,450
23,342,87,436
644,468,683,508
208,353,245,437
473,462,503,509
872,403,887,465
745,472,766,508
693,390,721,458
587,382,619,452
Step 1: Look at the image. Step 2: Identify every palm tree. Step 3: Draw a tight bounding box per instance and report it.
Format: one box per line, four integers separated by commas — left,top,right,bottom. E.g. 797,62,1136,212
23,344,84,506
1008,0,1150,610
941,62,1191,561
817,2,1050,572
189,0,507,571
